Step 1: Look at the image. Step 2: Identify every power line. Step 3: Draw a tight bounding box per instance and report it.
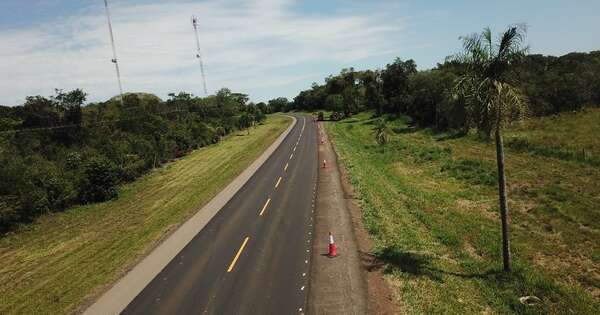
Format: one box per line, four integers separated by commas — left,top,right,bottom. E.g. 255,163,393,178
104,0,125,106
191,16,208,96
0,108,188,135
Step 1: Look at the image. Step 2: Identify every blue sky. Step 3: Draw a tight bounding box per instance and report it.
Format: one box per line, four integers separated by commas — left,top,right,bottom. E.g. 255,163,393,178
1,0,599,105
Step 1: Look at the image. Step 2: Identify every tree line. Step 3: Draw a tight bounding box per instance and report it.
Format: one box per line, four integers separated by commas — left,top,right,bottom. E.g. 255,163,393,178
271,50,600,131
270,26,599,272
0,88,268,232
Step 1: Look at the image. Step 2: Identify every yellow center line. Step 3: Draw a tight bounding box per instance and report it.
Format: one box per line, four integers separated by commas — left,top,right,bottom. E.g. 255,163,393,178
275,177,282,188
259,198,271,216
284,163,289,171
227,236,250,272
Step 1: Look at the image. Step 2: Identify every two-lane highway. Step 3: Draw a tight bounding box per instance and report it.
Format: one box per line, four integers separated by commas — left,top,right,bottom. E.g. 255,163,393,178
123,114,318,314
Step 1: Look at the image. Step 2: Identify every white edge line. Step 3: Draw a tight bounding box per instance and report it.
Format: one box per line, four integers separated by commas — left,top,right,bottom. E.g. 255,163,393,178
83,115,298,315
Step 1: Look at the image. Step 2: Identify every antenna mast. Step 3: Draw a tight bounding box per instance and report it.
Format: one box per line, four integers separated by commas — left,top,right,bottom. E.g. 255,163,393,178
104,0,125,105
192,16,208,95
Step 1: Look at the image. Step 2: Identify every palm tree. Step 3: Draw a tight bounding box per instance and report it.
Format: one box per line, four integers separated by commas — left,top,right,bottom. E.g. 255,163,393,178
454,25,529,272
374,119,391,146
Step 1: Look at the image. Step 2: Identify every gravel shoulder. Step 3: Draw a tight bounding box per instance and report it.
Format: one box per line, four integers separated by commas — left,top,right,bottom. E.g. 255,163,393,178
308,121,369,314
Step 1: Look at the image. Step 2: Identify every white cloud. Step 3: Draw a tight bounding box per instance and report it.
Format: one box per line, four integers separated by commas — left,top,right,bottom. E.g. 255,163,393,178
0,0,405,105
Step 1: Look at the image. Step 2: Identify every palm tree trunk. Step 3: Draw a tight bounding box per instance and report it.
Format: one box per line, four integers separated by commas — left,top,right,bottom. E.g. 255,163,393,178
495,127,511,272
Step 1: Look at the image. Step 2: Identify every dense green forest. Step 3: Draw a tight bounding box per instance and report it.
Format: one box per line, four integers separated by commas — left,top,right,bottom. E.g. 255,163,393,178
273,51,600,130
0,88,268,232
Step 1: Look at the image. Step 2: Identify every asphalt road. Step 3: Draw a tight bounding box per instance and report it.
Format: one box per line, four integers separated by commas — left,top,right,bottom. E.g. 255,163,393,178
123,114,318,315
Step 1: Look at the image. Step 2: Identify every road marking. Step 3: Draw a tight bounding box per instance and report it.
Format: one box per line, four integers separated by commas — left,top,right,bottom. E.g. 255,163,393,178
227,237,250,272
259,198,271,216
275,177,282,188
293,146,296,152
290,153,294,160
284,163,289,171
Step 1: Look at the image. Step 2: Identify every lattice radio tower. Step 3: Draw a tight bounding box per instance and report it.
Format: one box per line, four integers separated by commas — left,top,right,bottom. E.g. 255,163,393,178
104,0,125,105
192,16,208,95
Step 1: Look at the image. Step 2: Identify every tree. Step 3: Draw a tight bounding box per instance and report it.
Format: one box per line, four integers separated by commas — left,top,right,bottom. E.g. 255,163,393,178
407,70,456,128
325,94,344,113
361,70,384,115
268,97,289,113
453,25,529,272
381,58,417,114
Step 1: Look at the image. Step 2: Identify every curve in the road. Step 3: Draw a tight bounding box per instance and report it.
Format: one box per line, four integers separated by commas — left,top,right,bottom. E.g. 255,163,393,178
121,114,317,314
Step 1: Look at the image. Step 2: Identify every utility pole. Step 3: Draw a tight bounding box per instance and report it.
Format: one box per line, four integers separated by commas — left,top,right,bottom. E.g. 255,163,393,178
104,0,125,105
192,16,208,96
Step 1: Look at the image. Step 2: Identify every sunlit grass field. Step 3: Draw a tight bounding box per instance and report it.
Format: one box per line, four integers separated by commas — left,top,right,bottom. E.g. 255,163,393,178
326,110,599,314
0,115,291,314
505,108,600,166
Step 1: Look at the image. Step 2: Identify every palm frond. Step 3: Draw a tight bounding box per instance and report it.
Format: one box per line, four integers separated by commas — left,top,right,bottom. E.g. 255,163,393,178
483,26,493,56
490,81,528,130
497,24,529,63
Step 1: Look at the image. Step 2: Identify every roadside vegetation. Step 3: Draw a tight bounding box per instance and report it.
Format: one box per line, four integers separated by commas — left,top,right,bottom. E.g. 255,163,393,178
278,25,599,314
0,89,270,232
0,114,290,314
327,111,599,314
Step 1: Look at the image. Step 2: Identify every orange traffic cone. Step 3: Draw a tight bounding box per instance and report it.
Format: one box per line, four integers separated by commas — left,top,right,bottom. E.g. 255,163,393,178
322,159,327,168
328,232,337,257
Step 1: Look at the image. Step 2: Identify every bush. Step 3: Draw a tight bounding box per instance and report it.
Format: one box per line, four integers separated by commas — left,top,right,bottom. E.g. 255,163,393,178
0,197,19,232
121,154,147,182
33,173,75,210
65,152,83,170
19,187,50,218
79,157,119,203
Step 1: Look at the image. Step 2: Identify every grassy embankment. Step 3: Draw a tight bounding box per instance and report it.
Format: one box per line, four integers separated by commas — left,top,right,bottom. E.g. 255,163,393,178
0,115,291,314
325,109,599,314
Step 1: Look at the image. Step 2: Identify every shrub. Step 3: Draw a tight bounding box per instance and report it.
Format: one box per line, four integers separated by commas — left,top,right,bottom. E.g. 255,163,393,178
65,151,83,170
79,157,119,203
121,154,147,182
33,173,75,210
19,186,50,218
0,197,19,232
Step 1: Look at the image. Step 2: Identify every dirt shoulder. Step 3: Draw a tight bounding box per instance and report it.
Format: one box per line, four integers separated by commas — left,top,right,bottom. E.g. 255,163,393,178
309,121,398,314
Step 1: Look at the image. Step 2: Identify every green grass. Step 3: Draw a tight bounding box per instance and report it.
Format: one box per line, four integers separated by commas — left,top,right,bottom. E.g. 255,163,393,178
326,111,599,314
505,108,600,166
0,115,291,315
